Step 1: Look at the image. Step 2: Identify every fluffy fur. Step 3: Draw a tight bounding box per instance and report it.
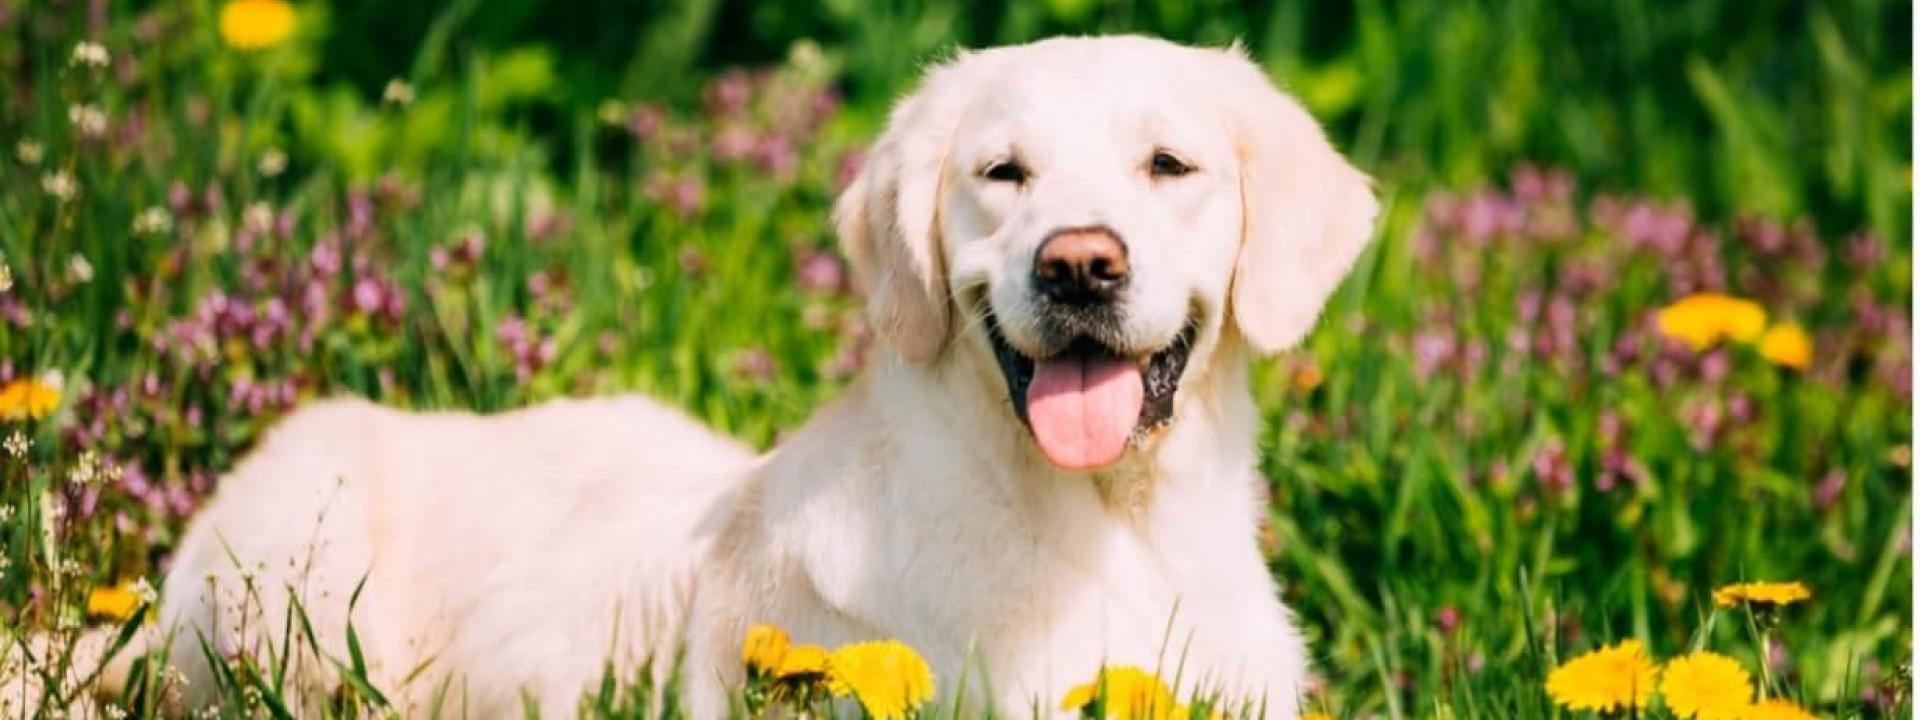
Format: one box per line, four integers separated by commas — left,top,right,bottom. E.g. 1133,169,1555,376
44,35,1376,719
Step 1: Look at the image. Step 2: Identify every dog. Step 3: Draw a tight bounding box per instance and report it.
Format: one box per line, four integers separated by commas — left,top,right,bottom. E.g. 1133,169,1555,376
57,34,1376,718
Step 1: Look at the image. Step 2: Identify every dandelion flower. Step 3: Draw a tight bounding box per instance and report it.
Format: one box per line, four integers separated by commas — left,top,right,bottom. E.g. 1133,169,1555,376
1543,639,1658,713
219,0,295,50
1713,581,1811,609
1656,293,1768,350
741,623,790,675
1061,666,1180,720
1745,698,1818,720
86,581,147,622
777,644,831,679
1754,698,1821,720
0,375,62,421
1661,651,1754,720
828,640,935,720
1757,324,1812,371
1299,714,1336,720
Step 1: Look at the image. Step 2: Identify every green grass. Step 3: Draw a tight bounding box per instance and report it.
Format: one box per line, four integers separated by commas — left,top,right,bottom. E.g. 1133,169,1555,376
0,0,1911,717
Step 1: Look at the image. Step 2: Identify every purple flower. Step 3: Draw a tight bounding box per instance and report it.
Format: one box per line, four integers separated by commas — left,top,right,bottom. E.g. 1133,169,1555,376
346,191,375,240
714,125,756,162
705,70,753,117
1530,440,1574,493
1844,231,1884,268
1813,469,1847,511
754,135,798,179
625,104,664,140
310,239,343,278
352,277,385,314
1412,330,1456,381
167,181,194,215
731,347,778,383
795,248,847,294
670,177,706,217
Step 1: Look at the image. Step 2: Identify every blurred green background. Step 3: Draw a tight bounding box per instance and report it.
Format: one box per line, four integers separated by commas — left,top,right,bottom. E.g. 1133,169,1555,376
298,0,1911,239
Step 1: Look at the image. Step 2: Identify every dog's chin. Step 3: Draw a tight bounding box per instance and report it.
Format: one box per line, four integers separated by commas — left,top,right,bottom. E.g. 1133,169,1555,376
984,310,1197,470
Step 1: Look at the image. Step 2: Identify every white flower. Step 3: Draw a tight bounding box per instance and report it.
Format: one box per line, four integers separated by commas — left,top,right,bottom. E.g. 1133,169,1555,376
244,201,276,233
0,261,12,294
1,432,21,460
42,170,78,201
0,503,14,522
68,103,108,137
133,206,174,235
15,139,43,165
382,78,415,106
71,41,110,69
131,578,158,604
258,148,287,177
68,254,93,284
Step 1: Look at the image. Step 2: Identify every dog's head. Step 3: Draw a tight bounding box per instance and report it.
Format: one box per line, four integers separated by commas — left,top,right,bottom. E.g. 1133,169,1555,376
836,36,1377,471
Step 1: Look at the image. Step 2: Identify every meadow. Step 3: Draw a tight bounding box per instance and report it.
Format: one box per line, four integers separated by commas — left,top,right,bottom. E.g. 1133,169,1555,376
0,0,1911,717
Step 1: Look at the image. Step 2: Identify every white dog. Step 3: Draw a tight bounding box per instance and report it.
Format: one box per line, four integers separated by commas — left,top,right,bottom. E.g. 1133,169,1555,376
72,34,1376,718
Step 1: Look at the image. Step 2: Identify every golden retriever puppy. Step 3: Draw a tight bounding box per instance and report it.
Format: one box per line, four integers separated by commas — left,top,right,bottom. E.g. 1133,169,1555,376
69,34,1374,719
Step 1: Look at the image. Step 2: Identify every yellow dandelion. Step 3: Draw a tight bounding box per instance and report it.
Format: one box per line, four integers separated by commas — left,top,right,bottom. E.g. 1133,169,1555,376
1713,581,1811,609
1060,666,1180,720
1661,651,1754,720
777,644,832,679
1656,293,1769,350
828,640,935,720
1745,698,1819,720
1757,323,1813,371
1299,714,1336,720
741,623,790,675
0,375,61,421
86,582,143,622
218,0,295,50
1543,639,1658,713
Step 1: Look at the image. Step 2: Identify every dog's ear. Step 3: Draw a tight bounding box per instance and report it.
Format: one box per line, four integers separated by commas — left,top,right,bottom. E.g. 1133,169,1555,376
1216,50,1379,355
836,57,978,362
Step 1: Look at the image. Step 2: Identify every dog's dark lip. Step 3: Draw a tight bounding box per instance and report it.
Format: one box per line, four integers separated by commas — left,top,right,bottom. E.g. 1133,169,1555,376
985,310,1196,438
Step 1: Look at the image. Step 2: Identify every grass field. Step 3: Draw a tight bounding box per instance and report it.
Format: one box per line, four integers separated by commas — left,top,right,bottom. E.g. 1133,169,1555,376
0,0,1911,717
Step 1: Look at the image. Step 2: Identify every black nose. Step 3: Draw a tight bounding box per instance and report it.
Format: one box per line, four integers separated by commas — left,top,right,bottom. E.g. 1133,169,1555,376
1033,228,1129,305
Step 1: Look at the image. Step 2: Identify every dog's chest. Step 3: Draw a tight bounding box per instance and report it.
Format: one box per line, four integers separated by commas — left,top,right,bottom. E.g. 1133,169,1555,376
937,519,1288,714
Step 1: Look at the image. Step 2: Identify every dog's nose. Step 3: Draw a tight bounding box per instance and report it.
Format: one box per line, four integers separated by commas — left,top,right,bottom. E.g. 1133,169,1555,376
1033,228,1129,305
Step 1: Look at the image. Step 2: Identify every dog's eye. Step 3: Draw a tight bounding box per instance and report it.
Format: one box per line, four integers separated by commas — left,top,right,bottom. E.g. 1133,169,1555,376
981,159,1029,184
1149,151,1195,178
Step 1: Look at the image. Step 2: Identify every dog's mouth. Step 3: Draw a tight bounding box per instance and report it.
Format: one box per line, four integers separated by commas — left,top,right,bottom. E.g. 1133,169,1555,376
986,312,1197,470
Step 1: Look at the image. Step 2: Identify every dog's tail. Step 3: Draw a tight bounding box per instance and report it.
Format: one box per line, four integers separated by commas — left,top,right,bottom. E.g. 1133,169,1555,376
2,624,155,716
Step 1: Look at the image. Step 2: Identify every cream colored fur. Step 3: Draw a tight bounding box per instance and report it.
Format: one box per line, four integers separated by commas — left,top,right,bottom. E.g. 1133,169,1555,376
23,34,1376,719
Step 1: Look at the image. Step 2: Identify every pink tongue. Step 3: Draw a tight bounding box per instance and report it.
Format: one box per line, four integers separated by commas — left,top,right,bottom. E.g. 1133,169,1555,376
1025,356,1143,470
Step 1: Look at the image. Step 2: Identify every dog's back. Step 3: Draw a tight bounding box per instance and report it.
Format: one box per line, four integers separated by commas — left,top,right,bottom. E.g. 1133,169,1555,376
145,395,753,716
